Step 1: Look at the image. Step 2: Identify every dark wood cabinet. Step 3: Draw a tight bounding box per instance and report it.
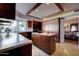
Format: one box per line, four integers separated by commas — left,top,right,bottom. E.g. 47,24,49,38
32,33,56,55
19,32,32,39
27,21,42,32
33,21,42,32
0,44,32,56
28,21,32,28
0,3,15,19
38,22,42,32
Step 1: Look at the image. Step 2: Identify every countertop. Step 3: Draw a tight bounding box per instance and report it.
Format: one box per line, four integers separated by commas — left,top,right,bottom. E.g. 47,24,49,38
32,32,56,36
0,33,32,53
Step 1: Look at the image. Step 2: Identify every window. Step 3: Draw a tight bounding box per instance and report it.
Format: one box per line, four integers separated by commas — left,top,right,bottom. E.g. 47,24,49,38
19,21,26,32
71,25,77,31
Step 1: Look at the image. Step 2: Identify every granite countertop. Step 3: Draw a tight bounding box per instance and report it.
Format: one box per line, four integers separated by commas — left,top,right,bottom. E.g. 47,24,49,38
0,33,32,53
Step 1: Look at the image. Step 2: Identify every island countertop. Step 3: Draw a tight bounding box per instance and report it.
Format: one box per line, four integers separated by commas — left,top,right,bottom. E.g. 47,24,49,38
0,33,32,53
32,32,56,36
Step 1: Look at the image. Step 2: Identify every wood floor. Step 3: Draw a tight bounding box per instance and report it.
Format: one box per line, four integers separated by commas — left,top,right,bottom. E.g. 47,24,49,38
32,39,79,56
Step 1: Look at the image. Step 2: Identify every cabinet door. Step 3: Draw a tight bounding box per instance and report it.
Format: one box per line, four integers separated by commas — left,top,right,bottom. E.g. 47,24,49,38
28,21,32,28
1,44,32,56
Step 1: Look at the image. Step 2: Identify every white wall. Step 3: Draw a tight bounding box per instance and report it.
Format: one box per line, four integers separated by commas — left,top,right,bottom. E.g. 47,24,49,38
60,19,64,43
64,25,71,31
43,19,58,32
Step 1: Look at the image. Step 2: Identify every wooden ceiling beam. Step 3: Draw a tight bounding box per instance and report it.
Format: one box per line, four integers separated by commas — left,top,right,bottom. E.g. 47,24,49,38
55,3,64,11
27,3,42,15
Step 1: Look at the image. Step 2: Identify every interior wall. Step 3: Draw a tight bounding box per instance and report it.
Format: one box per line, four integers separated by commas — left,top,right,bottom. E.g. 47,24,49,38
42,19,58,33
64,25,71,31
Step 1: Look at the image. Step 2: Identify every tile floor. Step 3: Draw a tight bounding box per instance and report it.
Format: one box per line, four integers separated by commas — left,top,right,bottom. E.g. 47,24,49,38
32,45,49,56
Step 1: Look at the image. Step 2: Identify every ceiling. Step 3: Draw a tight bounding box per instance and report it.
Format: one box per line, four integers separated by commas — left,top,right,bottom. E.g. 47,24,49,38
16,3,36,15
43,10,79,21
29,3,61,18
16,3,79,21
43,3,79,21
60,3,79,12
16,3,62,19
16,3,41,21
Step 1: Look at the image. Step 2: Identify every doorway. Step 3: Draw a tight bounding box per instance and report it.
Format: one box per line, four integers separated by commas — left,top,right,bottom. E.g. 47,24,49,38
64,17,79,45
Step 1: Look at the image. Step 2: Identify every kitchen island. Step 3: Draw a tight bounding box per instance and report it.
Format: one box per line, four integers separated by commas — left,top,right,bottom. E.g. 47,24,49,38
32,33,56,55
0,33,32,56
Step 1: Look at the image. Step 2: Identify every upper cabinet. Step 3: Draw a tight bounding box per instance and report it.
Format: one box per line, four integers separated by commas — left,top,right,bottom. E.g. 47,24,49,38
33,21,42,32
27,20,42,32
0,3,15,19
28,21,32,28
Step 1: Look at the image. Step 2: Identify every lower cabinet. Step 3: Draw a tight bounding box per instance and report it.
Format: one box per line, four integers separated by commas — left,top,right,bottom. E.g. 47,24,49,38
19,32,32,40
32,33,56,55
0,44,32,56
